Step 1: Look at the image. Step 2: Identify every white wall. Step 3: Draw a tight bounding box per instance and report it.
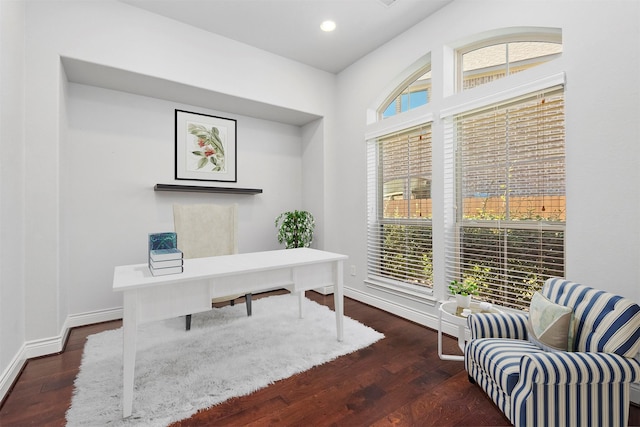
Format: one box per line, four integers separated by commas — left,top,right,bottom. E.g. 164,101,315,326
0,0,336,392
330,0,640,326
562,1,640,293
61,83,305,314
301,118,327,249
0,0,26,395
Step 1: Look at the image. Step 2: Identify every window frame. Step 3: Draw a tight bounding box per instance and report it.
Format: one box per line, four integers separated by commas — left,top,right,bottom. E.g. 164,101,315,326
456,32,562,93
379,65,432,120
366,121,434,296
364,28,565,309
443,84,566,311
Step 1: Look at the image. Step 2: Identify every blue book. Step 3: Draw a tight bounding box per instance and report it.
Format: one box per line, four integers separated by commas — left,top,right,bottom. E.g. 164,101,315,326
148,233,182,275
148,232,177,251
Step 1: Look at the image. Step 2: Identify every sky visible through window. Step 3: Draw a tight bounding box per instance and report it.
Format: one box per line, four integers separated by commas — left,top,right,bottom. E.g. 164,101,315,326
382,71,431,118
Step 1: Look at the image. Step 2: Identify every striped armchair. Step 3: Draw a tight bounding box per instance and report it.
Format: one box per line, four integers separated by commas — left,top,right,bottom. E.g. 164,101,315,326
465,278,640,427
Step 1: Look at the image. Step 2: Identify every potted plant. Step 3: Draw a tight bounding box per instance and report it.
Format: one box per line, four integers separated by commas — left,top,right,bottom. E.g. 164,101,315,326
275,210,315,249
448,278,479,308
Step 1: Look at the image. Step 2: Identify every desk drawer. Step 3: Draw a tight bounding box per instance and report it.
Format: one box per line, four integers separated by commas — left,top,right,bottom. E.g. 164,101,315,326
136,280,211,323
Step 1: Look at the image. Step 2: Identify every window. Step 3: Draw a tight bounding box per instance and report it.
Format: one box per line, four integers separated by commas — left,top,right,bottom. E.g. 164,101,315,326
382,70,432,119
367,124,433,290
444,87,565,310
366,29,563,308
460,39,562,91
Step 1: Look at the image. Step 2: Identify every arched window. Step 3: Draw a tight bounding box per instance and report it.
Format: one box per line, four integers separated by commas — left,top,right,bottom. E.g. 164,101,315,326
380,68,431,119
445,28,566,310
366,29,564,306
458,33,562,91
367,60,434,294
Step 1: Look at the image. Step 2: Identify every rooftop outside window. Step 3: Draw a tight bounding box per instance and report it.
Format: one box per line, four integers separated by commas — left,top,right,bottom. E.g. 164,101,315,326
460,41,562,91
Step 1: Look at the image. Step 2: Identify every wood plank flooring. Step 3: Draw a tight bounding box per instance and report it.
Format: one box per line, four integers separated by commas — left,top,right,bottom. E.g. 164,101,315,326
1,291,638,426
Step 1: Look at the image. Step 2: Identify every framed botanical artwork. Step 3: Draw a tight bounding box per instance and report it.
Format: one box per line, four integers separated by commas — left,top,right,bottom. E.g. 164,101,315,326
175,109,237,182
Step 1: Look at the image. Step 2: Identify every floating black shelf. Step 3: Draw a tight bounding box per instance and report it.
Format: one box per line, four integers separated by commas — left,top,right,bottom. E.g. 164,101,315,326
154,184,263,195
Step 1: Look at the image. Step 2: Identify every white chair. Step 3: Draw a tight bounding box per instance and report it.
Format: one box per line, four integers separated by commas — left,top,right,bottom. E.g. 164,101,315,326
173,203,252,330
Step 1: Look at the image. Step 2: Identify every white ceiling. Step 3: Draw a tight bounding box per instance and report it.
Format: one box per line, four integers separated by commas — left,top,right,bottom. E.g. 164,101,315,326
120,0,452,74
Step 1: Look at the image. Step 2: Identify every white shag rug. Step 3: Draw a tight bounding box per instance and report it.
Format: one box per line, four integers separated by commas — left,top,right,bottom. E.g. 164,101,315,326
66,294,384,426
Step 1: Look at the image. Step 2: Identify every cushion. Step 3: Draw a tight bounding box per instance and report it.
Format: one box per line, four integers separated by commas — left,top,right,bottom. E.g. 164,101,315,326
527,292,572,351
466,338,544,395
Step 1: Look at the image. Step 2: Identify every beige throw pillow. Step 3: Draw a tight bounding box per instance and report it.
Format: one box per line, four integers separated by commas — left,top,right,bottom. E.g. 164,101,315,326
527,292,572,352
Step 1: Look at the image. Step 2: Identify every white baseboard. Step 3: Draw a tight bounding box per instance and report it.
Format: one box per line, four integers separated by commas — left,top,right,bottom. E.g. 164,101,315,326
0,344,27,402
65,307,123,329
313,285,334,295
344,286,441,330
0,306,123,403
23,307,123,359
345,287,464,339
1,333,68,402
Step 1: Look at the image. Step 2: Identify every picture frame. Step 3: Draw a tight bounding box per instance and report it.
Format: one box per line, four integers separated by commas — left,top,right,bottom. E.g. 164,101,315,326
175,109,237,182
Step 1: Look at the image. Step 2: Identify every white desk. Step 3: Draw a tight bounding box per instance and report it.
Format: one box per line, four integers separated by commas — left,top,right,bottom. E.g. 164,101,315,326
113,248,347,418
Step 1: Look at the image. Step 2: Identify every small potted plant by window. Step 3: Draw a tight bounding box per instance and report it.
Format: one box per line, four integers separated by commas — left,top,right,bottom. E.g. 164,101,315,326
448,278,479,308
275,210,315,249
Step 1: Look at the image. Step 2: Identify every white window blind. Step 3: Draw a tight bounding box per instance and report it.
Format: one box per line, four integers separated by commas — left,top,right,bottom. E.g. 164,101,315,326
444,87,565,310
367,123,433,289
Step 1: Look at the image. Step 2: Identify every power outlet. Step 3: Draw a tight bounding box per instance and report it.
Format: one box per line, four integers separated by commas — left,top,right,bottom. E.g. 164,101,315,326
350,265,357,276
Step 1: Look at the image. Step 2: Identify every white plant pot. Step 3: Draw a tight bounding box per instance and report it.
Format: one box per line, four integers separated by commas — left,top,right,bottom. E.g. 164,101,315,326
456,294,471,308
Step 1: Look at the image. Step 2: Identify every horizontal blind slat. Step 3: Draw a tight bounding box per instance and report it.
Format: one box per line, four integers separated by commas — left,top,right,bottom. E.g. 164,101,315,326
445,87,565,311
367,122,434,289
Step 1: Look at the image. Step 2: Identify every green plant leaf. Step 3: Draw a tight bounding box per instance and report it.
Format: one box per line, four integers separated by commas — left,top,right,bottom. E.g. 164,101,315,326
188,124,210,139
207,127,225,154
274,210,315,248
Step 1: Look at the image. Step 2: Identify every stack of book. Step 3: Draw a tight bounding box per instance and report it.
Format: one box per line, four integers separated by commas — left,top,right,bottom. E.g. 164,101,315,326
148,232,183,276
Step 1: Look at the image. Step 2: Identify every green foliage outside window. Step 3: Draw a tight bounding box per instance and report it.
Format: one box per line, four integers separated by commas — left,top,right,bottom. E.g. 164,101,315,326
457,199,565,309
380,222,433,288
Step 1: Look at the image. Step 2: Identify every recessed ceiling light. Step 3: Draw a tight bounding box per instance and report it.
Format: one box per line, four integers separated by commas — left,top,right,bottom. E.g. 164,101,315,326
320,20,336,32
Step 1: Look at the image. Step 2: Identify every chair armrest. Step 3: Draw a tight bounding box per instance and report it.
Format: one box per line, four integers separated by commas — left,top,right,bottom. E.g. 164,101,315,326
519,351,640,385
467,312,528,340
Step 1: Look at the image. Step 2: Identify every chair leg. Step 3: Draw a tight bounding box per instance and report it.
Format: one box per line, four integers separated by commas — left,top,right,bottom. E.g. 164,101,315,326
185,314,192,331
246,294,252,316
230,299,235,306
468,375,475,384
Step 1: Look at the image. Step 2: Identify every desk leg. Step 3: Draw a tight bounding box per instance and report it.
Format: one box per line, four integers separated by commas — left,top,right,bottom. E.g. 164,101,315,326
298,290,304,319
292,268,305,319
122,291,138,418
333,260,344,342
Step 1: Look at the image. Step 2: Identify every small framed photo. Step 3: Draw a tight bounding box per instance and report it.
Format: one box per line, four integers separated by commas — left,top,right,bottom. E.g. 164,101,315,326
175,109,237,182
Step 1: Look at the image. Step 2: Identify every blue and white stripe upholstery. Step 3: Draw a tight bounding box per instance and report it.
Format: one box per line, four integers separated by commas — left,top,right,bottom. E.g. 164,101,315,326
541,278,640,357
467,311,528,340
465,338,544,416
465,278,640,427
512,351,640,426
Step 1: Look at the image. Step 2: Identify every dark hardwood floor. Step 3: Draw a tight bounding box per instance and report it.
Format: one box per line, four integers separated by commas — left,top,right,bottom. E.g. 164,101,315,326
1,291,639,426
